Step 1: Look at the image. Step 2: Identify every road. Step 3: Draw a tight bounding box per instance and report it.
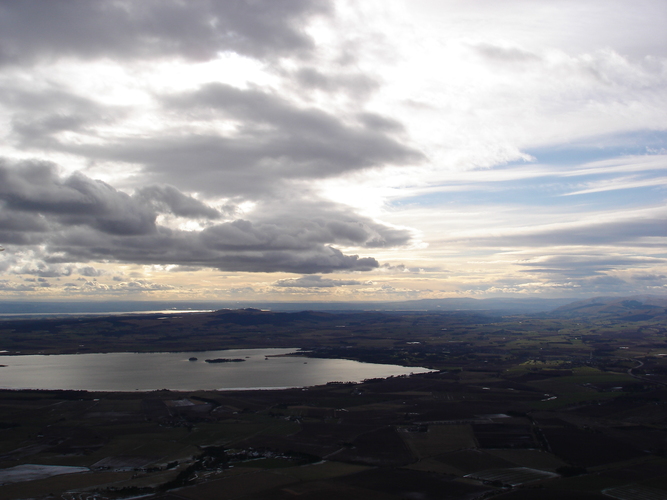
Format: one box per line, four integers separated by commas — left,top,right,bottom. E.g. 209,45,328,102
627,358,667,388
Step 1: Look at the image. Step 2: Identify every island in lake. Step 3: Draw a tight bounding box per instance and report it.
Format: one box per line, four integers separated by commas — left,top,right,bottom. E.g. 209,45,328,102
204,357,245,363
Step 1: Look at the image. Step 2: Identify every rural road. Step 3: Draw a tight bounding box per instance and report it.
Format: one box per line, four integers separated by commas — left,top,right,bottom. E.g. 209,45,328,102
627,358,667,388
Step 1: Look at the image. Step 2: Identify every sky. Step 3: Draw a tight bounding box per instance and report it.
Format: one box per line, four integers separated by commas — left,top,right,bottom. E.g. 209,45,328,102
0,0,666,303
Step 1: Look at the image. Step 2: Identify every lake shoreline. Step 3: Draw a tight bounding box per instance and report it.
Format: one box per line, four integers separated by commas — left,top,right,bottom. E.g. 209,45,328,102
0,348,434,392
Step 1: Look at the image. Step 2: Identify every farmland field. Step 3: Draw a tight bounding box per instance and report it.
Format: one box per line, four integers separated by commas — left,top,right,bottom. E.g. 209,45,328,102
1,307,667,499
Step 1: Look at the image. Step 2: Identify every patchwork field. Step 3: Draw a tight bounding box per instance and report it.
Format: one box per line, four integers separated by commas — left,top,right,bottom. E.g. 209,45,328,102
1,308,667,499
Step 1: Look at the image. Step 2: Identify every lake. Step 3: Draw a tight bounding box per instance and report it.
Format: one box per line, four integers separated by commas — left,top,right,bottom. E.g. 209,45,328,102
0,348,433,391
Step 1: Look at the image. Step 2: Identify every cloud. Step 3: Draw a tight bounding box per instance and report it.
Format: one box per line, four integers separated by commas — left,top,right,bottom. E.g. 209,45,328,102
229,286,257,295
0,280,36,292
2,84,125,148
0,159,156,236
46,278,179,294
119,83,423,196
472,43,542,65
0,2,421,283
12,263,73,278
0,159,218,232
273,275,362,288
78,266,104,277
112,280,175,292
517,254,665,278
633,273,666,281
167,265,207,273
453,210,667,249
0,210,50,245
27,83,426,201
136,185,222,220
0,0,332,66
0,159,403,274
292,67,380,98
48,225,380,274
585,275,627,286
380,263,442,274
1,1,663,300
248,198,413,249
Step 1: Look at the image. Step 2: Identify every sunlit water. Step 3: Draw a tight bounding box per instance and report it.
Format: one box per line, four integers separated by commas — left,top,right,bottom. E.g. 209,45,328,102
0,349,432,391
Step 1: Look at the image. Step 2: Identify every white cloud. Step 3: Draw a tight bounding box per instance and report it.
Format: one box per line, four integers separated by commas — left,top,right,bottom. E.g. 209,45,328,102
273,275,362,288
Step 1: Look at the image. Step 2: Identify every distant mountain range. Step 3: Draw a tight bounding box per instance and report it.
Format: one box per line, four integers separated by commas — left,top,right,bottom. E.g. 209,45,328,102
0,296,590,316
550,295,667,321
0,295,665,318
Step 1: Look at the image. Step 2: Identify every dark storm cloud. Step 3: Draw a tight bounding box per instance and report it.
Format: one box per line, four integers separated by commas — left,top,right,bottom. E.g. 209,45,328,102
78,266,104,277
13,263,73,278
99,83,423,195
199,201,411,251
1,83,110,112
47,225,379,274
13,113,88,146
273,275,362,287
0,0,421,278
356,113,406,133
0,210,49,233
0,160,227,237
0,83,127,148
136,185,222,219
0,0,331,65
0,160,156,235
0,160,400,274
56,209,388,273
51,82,424,196
250,198,412,249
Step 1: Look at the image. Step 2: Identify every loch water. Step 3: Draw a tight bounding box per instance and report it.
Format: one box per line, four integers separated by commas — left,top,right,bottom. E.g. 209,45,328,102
0,348,432,391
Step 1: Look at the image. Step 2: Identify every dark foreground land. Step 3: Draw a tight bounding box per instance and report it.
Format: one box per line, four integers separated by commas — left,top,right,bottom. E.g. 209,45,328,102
1,297,667,499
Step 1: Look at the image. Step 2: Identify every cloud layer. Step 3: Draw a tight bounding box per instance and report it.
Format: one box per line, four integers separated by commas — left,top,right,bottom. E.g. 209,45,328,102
0,0,329,64
0,160,409,273
0,0,665,300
